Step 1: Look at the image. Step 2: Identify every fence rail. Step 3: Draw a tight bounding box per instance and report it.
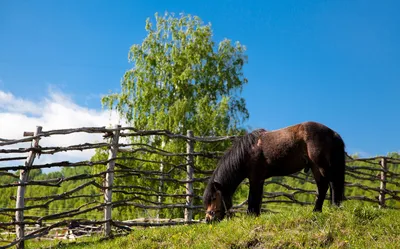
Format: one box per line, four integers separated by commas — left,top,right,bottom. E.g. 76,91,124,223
0,125,399,249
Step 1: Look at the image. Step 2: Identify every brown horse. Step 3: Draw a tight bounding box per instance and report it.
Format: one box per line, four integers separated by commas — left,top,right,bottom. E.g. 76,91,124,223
203,121,346,222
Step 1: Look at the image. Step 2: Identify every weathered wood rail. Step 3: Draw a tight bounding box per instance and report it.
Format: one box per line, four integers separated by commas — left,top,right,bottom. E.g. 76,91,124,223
0,125,399,249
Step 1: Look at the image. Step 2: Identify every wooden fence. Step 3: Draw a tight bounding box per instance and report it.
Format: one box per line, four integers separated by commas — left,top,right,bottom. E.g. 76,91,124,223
0,125,399,249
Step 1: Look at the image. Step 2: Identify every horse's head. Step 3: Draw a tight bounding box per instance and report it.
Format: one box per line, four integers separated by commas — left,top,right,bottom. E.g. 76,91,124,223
203,181,231,223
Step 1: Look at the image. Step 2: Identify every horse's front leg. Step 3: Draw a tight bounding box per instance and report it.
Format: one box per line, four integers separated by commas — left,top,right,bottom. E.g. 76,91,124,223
247,179,265,216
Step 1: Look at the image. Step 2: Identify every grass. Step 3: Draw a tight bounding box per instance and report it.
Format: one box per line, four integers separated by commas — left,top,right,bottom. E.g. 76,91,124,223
25,202,400,249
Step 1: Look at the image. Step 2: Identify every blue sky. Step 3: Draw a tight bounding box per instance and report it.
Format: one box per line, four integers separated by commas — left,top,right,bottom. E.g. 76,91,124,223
1,0,399,157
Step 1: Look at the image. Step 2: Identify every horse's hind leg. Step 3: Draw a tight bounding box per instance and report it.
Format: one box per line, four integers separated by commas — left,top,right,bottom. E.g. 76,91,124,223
247,179,265,216
308,153,330,212
311,168,329,212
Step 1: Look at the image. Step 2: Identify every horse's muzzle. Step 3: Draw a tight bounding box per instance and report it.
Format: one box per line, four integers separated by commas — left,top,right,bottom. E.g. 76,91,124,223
205,210,223,223
205,216,220,223
205,210,215,223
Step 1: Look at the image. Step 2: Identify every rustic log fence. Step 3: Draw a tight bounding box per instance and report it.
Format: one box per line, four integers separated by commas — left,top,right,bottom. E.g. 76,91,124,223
0,125,399,249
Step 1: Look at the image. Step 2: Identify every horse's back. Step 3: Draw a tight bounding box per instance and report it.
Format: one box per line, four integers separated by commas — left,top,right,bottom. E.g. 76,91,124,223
261,121,343,164
265,121,341,145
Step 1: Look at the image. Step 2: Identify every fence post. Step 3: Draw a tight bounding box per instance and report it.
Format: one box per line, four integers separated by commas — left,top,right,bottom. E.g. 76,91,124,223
184,130,194,222
379,157,387,208
104,124,120,237
15,126,42,249
157,162,164,222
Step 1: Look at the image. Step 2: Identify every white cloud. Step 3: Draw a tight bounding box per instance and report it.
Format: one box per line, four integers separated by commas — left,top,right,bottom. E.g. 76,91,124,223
0,91,43,116
0,88,128,172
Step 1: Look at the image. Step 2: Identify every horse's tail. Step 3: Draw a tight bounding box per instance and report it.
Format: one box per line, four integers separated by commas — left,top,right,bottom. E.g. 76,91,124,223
330,131,346,205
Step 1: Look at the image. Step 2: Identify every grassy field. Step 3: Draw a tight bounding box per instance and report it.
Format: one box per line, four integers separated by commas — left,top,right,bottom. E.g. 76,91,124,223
25,202,400,249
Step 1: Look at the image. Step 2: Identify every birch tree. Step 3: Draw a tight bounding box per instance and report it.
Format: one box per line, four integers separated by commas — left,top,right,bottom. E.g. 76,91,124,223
99,12,250,219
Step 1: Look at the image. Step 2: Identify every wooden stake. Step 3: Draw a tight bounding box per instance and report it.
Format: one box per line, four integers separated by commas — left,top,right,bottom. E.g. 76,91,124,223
157,162,164,222
184,130,194,222
104,125,120,237
379,157,387,208
15,126,42,249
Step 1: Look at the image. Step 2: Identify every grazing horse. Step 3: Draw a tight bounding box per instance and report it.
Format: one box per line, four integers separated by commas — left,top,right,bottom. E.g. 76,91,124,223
203,121,346,222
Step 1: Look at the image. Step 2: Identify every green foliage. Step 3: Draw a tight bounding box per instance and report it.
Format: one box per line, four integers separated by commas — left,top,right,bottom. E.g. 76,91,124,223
344,153,400,209
0,166,103,225
21,166,102,220
0,175,17,223
101,12,249,134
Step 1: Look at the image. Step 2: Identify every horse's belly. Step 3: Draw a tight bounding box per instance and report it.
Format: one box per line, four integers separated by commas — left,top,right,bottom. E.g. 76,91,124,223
265,155,309,176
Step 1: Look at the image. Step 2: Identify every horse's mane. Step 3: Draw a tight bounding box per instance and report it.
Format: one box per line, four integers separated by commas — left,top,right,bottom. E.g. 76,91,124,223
203,128,266,206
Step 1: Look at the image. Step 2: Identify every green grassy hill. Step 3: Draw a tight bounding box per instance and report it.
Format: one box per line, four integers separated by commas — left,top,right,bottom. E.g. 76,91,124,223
27,202,400,249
